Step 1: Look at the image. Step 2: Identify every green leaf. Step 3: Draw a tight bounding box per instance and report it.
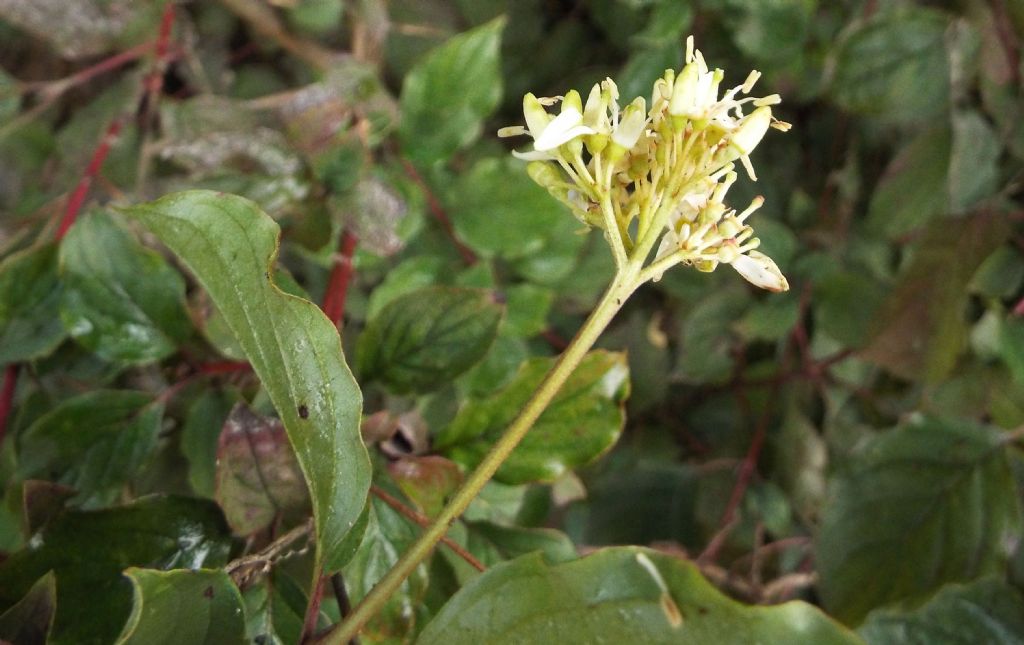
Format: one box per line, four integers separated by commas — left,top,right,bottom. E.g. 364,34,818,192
418,547,861,644
399,17,506,166
0,496,232,645
59,210,192,364
831,8,950,122
357,286,502,395
215,403,310,536
859,577,1024,645
17,390,163,507
448,158,568,260
503,283,554,337
813,270,888,347
0,572,55,645
816,417,1022,625
124,190,370,573
866,126,951,239
437,351,630,484
466,521,577,566
862,214,1008,382
0,243,66,364
116,569,246,645
342,495,428,641
181,388,237,498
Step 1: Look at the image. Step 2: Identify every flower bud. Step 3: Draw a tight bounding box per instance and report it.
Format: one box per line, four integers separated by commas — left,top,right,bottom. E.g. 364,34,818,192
731,250,789,292
612,97,647,150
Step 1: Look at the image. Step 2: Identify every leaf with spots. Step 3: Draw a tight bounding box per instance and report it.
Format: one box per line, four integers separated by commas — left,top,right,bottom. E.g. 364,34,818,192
116,569,246,645
417,547,861,645
214,403,310,536
124,190,370,573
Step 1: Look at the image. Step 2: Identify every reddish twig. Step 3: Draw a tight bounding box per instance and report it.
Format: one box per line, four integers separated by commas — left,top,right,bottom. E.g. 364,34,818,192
0,364,20,447
400,159,477,265
301,574,328,643
198,360,253,375
27,41,153,100
55,117,126,240
322,230,359,328
370,485,486,572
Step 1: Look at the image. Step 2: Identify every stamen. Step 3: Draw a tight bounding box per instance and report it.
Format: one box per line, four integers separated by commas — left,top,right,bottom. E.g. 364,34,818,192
736,195,764,222
742,70,761,94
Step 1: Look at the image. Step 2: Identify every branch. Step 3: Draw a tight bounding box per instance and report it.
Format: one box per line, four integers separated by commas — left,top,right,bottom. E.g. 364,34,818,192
217,0,339,71
225,519,314,588
322,230,359,328
400,159,478,266
370,485,485,573
0,364,19,447
55,116,126,240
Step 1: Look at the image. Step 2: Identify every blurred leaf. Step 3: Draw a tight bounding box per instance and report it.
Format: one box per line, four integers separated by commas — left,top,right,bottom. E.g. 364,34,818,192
0,496,232,645
0,0,162,58
342,495,428,641
859,577,1024,645
438,351,630,484
970,246,1024,298
1001,317,1024,387
722,0,813,65
357,286,502,395
418,548,861,644
774,408,827,518
0,572,55,645
675,288,748,384
949,110,1001,212
831,8,950,122
17,390,162,507
181,388,237,498
448,158,568,260
0,243,66,364
399,17,506,166
215,404,310,536
816,416,1022,624
566,459,699,547
503,283,554,337
332,176,408,257
59,210,191,364
365,256,447,319
862,214,1008,382
866,126,951,238
388,455,462,517
814,270,888,347
466,521,577,566
117,569,246,645
126,190,370,573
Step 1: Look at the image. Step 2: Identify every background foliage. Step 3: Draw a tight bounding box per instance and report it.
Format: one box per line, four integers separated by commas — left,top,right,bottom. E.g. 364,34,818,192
0,0,1023,643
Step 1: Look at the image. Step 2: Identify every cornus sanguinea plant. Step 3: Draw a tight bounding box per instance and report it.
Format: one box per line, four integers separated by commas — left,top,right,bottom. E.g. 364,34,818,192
317,36,794,643
500,36,791,291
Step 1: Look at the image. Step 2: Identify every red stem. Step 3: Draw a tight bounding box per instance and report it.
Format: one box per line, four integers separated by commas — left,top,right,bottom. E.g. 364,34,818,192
198,361,252,375
55,117,125,240
400,159,477,266
302,574,328,643
0,364,20,446
322,230,359,327
145,5,176,97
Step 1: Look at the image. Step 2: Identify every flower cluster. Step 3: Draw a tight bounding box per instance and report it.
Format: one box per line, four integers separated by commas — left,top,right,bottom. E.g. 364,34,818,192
499,37,791,291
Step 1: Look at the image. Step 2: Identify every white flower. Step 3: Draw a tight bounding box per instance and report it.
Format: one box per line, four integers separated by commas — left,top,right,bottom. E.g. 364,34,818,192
498,93,595,161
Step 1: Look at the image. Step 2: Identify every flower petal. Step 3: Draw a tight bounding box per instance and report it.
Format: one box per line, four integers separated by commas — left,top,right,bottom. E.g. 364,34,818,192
535,108,595,151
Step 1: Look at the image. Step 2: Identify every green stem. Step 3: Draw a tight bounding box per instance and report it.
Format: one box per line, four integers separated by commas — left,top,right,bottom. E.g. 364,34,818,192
317,268,642,645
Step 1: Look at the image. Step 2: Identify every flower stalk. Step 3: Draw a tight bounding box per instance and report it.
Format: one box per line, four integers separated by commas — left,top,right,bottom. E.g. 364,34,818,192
320,35,789,643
